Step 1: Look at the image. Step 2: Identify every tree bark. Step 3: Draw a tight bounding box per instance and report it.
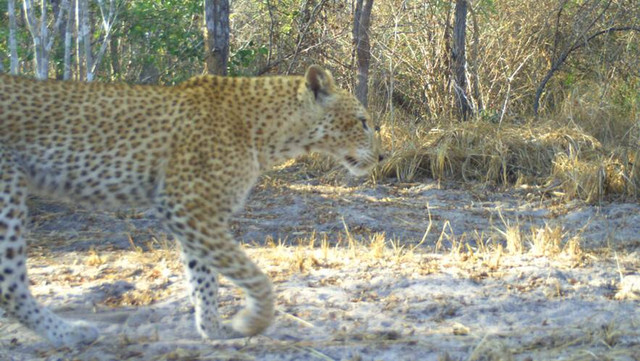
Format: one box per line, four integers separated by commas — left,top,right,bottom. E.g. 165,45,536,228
75,0,84,79
51,0,69,79
354,0,374,107
22,0,68,78
63,0,74,80
351,0,363,84
452,0,471,121
109,32,119,79
204,0,230,76
468,4,483,114
8,0,19,74
79,0,94,81
90,0,118,78
23,0,47,78
40,0,48,76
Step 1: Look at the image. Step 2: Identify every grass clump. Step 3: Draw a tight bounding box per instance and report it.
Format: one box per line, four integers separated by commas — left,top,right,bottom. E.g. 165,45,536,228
372,118,638,203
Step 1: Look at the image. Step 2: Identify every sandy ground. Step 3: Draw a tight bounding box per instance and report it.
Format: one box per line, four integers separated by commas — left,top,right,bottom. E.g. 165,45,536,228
1,168,639,361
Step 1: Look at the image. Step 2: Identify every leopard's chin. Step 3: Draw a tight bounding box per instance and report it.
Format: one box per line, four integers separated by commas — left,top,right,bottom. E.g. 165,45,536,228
342,155,377,176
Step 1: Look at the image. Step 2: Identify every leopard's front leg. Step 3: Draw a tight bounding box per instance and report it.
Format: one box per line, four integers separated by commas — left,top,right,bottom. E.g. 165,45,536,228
159,197,275,339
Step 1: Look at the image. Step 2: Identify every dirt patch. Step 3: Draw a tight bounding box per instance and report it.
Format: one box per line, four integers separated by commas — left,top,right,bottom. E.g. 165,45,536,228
1,170,639,360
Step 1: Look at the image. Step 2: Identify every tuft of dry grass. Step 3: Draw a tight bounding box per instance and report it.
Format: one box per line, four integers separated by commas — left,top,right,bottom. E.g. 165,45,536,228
378,120,600,183
369,118,638,203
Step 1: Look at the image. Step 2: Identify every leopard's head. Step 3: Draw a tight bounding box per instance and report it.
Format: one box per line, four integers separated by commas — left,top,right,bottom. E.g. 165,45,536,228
304,65,383,176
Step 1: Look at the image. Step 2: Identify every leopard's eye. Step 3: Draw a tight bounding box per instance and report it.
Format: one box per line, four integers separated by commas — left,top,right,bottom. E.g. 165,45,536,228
359,117,369,130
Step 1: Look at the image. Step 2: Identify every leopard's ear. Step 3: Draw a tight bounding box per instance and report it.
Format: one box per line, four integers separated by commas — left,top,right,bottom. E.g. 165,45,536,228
305,65,335,100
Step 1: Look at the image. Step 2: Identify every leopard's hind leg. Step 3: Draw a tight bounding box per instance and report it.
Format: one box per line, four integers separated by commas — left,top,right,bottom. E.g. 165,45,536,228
0,148,98,347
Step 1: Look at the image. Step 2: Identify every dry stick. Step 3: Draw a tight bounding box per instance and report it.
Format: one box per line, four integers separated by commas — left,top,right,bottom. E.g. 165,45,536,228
291,346,335,361
533,23,640,116
281,311,315,329
256,33,347,76
410,204,433,253
498,53,533,126
286,0,328,74
614,251,624,284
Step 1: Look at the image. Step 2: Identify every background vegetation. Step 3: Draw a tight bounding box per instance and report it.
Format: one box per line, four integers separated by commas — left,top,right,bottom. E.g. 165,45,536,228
2,0,639,202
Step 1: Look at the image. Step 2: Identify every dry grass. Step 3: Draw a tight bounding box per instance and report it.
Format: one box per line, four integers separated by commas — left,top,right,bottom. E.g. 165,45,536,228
248,216,589,285
19,216,638,360
365,118,639,203
255,227,416,280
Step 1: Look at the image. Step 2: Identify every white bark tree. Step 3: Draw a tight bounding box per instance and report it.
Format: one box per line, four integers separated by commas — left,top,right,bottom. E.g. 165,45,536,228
79,0,94,81
8,0,20,74
22,0,70,79
63,0,74,80
73,0,117,81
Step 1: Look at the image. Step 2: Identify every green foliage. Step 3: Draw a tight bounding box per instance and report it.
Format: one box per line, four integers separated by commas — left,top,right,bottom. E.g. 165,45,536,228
0,0,9,69
474,0,497,16
228,41,269,76
115,0,203,83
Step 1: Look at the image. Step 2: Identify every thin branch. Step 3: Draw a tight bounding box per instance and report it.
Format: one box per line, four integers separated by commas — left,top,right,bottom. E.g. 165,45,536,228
534,24,640,116
286,0,328,74
46,0,71,53
569,26,640,53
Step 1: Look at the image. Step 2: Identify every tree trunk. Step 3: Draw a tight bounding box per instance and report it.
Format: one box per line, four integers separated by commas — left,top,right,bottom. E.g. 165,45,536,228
468,4,483,114
23,0,47,78
204,0,230,76
90,0,117,78
75,0,84,79
50,0,69,79
79,0,94,81
8,0,19,74
109,33,119,79
351,0,363,85
452,0,471,121
354,0,374,107
63,0,73,80
40,0,49,76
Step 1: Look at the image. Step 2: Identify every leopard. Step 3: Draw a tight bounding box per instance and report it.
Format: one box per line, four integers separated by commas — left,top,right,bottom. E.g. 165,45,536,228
0,65,382,347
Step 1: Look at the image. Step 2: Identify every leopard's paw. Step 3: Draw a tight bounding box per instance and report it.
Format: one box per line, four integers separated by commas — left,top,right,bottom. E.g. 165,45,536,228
50,320,99,348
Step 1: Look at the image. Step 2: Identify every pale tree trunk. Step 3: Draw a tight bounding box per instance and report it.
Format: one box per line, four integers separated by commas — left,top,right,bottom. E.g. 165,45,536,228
69,0,116,81
91,0,118,78
75,0,84,79
79,0,94,81
40,0,48,74
8,0,19,74
51,0,68,79
46,0,70,76
353,0,373,107
204,0,230,76
23,0,46,78
452,0,472,121
109,35,119,78
22,0,69,79
63,0,74,80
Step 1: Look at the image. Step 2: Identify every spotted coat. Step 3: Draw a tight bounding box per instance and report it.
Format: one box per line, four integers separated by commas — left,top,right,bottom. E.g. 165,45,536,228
0,65,381,347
